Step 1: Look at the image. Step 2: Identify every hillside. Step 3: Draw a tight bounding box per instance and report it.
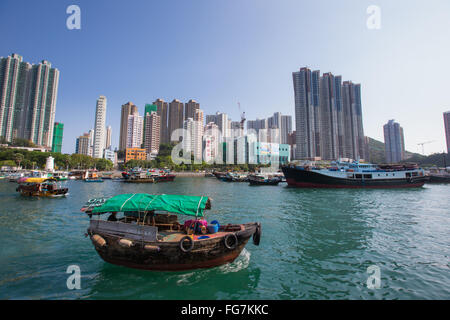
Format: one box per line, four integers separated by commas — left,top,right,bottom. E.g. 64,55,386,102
367,137,448,167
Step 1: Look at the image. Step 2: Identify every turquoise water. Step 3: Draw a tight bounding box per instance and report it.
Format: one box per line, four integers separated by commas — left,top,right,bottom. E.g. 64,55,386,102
0,178,449,299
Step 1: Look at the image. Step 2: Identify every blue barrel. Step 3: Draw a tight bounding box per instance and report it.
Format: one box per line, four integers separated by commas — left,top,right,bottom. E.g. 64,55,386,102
207,222,219,234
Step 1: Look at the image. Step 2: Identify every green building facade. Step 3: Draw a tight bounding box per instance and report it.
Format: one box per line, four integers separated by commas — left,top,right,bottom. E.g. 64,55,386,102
51,122,64,153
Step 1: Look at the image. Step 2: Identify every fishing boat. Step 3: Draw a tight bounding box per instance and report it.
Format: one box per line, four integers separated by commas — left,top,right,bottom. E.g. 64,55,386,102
16,177,69,197
248,174,281,186
282,160,428,188
82,193,261,271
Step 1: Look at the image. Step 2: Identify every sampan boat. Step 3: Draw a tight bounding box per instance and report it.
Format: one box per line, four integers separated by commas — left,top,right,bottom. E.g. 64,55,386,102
82,193,261,271
16,177,68,197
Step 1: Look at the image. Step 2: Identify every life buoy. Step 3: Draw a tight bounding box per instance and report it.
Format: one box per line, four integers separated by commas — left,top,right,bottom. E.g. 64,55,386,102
253,223,261,246
179,236,194,252
224,233,238,250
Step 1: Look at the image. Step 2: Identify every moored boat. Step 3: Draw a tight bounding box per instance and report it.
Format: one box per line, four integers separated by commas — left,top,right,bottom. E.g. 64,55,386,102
425,167,450,183
82,193,261,271
84,170,103,182
282,160,428,188
153,174,176,182
248,174,281,186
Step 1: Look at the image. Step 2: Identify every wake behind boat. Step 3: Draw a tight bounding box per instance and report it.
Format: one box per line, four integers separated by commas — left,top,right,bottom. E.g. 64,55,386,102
282,160,428,188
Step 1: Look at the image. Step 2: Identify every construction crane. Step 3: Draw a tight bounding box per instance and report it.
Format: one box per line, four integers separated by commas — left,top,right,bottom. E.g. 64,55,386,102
237,102,246,130
417,140,435,155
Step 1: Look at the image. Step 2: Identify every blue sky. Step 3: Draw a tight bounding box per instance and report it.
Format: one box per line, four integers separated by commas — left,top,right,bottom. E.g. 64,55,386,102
1,0,449,154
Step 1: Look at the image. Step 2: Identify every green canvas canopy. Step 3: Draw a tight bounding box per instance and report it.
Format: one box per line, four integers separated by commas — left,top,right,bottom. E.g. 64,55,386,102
91,193,209,217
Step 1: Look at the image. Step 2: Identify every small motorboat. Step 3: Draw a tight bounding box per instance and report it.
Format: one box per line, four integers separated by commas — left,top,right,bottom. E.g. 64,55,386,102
82,193,261,271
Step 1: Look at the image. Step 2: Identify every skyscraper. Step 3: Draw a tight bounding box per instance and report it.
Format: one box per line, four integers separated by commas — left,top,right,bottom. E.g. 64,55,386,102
184,99,200,121
334,75,345,158
119,102,138,151
144,111,160,156
319,72,338,160
293,67,366,161
153,99,168,145
168,99,184,142
312,70,321,157
444,111,450,154
142,104,157,145
383,119,405,163
51,122,64,153
0,54,59,147
88,129,94,157
126,113,143,149
93,96,107,159
293,67,315,159
281,115,292,145
105,125,112,150
0,54,30,142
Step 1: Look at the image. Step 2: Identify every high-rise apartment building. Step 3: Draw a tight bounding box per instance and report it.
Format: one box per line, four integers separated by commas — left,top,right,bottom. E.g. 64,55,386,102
293,67,366,160
88,129,94,157
51,122,64,153
153,99,168,144
143,111,160,156
206,112,230,139
0,54,59,147
293,67,315,159
443,111,450,154
127,113,143,149
383,119,405,163
185,99,200,121
76,133,90,156
183,117,203,161
281,115,292,145
319,72,338,160
93,96,107,158
105,125,112,150
119,102,138,151
142,104,157,146
204,122,220,163
168,99,184,142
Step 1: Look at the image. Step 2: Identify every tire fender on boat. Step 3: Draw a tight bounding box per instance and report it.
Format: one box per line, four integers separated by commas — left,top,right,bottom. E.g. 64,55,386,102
224,233,238,250
92,234,106,247
253,223,261,246
179,236,194,252
118,238,133,248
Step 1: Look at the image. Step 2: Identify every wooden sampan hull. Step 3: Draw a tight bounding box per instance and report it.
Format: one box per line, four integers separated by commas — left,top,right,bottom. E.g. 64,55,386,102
89,223,258,271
